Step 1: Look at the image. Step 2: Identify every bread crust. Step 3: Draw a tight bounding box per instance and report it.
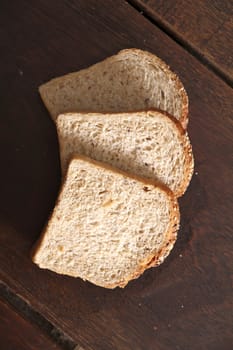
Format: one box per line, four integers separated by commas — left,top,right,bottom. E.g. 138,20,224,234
32,155,180,288
39,48,189,129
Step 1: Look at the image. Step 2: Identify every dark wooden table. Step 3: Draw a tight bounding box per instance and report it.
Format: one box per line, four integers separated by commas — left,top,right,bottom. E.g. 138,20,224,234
0,1,232,349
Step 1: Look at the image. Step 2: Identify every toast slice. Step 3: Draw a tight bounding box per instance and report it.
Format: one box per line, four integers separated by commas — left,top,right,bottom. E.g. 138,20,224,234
56,110,194,197
39,49,188,128
32,156,180,289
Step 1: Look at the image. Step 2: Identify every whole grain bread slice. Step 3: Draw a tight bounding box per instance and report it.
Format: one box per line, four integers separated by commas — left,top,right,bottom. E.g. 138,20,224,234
56,110,194,197
39,48,188,129
32,156,180,289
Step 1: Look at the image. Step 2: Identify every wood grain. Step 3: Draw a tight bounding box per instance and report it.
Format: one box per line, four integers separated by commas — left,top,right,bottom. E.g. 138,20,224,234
131,0,233,85
0,1,233,349
0,298,61,350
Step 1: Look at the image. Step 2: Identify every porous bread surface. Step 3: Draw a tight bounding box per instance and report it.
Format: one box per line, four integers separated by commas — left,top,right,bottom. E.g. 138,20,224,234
33,156,179,288
39,49,188,128
56,111,194,197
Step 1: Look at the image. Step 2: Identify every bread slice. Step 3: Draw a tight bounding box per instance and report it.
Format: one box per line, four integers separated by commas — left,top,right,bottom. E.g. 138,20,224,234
32,156,179,289
56,110,194,197
39,48,188,128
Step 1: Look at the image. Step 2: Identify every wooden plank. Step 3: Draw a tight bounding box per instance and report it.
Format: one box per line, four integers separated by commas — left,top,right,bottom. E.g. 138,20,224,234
0,1,232,349
0,298,61,350
131,0,233,85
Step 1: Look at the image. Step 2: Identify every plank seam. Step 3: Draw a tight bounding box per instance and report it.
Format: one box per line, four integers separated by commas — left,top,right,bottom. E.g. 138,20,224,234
126,0,233,88
0,280,76,350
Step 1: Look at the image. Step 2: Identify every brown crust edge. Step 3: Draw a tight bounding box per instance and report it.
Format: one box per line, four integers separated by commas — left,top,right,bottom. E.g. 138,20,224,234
39,48,189,128
56,109,194,197
31,155,179,289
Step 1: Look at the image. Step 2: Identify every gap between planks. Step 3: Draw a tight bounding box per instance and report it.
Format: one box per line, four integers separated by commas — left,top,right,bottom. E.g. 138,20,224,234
127,0,233,88
0,280,78,350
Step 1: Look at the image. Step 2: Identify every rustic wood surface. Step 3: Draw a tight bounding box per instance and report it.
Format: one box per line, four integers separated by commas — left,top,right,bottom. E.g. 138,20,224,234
131,0,233,85
0,298,62,350
0,1,232,349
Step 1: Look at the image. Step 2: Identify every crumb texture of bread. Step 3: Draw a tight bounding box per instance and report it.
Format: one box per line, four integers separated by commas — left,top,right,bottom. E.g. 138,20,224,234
33,157,179,288
39,49,188,128
56,111,194,197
